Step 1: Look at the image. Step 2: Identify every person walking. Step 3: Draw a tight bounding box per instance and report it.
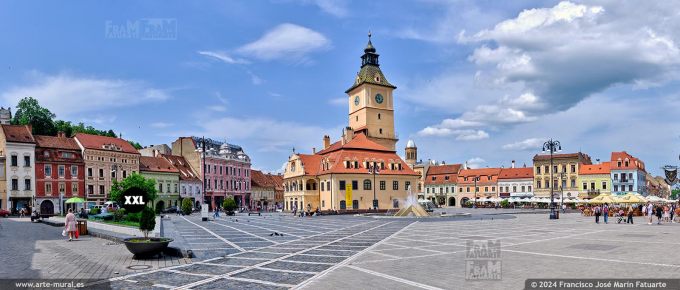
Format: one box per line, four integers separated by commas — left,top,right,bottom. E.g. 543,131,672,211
64,208,77,241
562,204,567,213
594,205,601,224
656,205,663,225
626,205,634,224
646,202,654,225
292,204,297,217
603,203,609,224
663,205,670,223
671,204,675,223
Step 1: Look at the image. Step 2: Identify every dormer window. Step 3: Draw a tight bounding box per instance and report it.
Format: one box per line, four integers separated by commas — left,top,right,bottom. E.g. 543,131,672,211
432,177,436,181
445,176,449,181
464,177,468,181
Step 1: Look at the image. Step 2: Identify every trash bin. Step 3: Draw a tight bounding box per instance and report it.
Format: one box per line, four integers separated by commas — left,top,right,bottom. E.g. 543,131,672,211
76,219,88,235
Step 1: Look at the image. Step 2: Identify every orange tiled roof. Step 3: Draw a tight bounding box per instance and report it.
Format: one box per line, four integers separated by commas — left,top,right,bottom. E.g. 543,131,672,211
457,168,502,185
298,154,323,176
75,133,139,154
140,156,179,173
34,135,80,150
162,154,200,182
425,164,462,185
252,170,274,188
498,167,533,180
610,151,645,171
1,125,35,144
533,152,591,163
579,162,611,175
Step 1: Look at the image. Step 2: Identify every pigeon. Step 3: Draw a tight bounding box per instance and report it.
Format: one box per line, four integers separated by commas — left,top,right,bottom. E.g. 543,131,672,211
269,233,274,236
235,219,238,222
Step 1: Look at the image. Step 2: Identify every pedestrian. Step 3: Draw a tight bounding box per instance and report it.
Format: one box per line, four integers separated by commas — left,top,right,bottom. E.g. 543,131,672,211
656,205,663,225
671,204,675,223
19,208,25,218
306,204,311,216
292,204,297,217
594,205,601,224
602,203,609,224
663,205,670,223
64,208,77,241
646,202,654,225
626,205,634,224
562,204,566,213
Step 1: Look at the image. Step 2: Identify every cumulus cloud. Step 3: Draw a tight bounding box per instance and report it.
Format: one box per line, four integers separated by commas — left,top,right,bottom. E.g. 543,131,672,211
418,126,489,141
1,72,169,118
502,137,546,151
237,23,331,62
293,0,349,17
465,157,486,169
463,1,680,112
197,51,248,64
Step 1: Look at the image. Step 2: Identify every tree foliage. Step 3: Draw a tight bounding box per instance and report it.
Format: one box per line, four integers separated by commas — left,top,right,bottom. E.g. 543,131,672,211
110,172,158,206
11,97,57,135
222,197,237,213
181,198,193,215
139,207,156,238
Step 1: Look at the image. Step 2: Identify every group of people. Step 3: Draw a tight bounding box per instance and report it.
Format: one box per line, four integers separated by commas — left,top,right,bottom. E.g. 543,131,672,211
291,203,320,217
589,202,676,225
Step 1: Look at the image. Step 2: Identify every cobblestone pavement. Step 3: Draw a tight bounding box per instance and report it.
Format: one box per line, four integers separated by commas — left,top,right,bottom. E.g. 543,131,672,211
109,215,412,289
302,214,680,290
0,217,191,281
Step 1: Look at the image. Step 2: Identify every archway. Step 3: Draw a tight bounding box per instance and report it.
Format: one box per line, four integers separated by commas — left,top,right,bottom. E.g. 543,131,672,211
448,197,456,207
40,200,54,215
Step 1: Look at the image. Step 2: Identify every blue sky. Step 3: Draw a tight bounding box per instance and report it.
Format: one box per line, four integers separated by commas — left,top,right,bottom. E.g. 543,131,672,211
1,0,679,175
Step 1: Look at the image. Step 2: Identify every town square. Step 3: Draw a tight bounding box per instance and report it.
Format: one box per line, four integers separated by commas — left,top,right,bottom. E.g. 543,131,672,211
1,1,680,289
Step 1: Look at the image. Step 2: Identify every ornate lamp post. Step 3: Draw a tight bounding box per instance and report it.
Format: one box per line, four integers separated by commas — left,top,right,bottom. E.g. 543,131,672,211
368,162,380,210
543,139,561,220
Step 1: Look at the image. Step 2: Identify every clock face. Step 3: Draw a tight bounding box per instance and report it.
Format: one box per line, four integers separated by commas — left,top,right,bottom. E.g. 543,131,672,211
354,96,360,106
375,93,384,104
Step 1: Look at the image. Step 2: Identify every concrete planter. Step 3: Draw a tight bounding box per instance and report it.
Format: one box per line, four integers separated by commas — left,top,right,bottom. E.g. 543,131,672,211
123,237,174,258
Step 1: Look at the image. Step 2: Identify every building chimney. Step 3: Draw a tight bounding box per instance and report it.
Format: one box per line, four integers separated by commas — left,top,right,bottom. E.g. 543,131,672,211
312,147,316,154
323,135,330,149
57,131,66,138
342,127,354,145
511,160,515,168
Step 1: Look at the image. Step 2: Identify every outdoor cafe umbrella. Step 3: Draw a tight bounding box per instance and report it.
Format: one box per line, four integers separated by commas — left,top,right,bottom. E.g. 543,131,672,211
617,193,647,204
589,193,618,204
645,195,663,203
65,197,85,203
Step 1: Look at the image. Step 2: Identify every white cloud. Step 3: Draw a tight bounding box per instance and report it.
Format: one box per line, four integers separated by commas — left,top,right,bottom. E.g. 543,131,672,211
150,122,173,128
456,130,489,141
237,23,331,62
1,72,169,118
247,70,264,85
466,157,486,169
502,137,545,151
197,51,248,64
297,0,348,17
328,97,346,106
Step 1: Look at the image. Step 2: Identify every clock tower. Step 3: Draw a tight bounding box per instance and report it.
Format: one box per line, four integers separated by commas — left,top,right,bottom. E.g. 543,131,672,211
345,33,398,151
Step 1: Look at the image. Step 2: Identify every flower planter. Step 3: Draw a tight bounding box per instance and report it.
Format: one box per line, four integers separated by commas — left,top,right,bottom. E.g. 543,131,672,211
123,237,173,257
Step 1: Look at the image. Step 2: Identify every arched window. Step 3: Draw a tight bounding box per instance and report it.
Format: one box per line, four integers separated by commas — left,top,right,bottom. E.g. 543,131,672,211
363,179,372,190
378,113,381,120
379,128,383,134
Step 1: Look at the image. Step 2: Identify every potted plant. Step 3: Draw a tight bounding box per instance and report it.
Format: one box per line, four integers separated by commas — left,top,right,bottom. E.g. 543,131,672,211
115,174,172,257
123,206,173,257
223,197,237,216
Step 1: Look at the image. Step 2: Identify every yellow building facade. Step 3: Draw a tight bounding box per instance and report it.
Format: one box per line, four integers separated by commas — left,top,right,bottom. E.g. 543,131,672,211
532,153,591,198
577,162,611,199
283,35,419,211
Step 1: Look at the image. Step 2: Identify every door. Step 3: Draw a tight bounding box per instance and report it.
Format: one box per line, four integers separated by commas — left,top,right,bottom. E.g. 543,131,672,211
40,200,54,215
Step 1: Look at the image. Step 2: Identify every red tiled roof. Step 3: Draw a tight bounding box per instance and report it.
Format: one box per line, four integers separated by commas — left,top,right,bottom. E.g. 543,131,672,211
140,156,179,173
269,174,284,191
251,170,273,188
579,162,611,175
74,133,139,154
298,154,323,176
316,133,392,155
457,168,502,185
610,151,645,171
162,154,200,182
498,167,533,180
2,125,35,143
34,135,80,150
425,164,462,185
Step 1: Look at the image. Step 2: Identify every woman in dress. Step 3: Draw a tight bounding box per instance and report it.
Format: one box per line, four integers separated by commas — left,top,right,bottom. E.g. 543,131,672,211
64,208,77,241
663,205,670,222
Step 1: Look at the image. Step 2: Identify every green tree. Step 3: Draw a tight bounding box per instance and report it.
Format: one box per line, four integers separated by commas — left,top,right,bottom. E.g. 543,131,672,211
110,172,157,206
139,207,156,238
222,197,237,215
672,189,679,200
11,97,56,135
181,198,193,215
53,120,74,136
500,199,509,208
128,140,143,150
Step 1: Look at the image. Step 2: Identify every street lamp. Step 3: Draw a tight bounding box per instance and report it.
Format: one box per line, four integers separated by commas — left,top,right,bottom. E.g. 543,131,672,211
368,162,379,210
543,139,561,220
560,172,566,211
473,176,478,209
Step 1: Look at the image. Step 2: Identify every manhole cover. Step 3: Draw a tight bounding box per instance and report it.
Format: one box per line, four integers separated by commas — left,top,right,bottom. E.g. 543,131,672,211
126,265,153,270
